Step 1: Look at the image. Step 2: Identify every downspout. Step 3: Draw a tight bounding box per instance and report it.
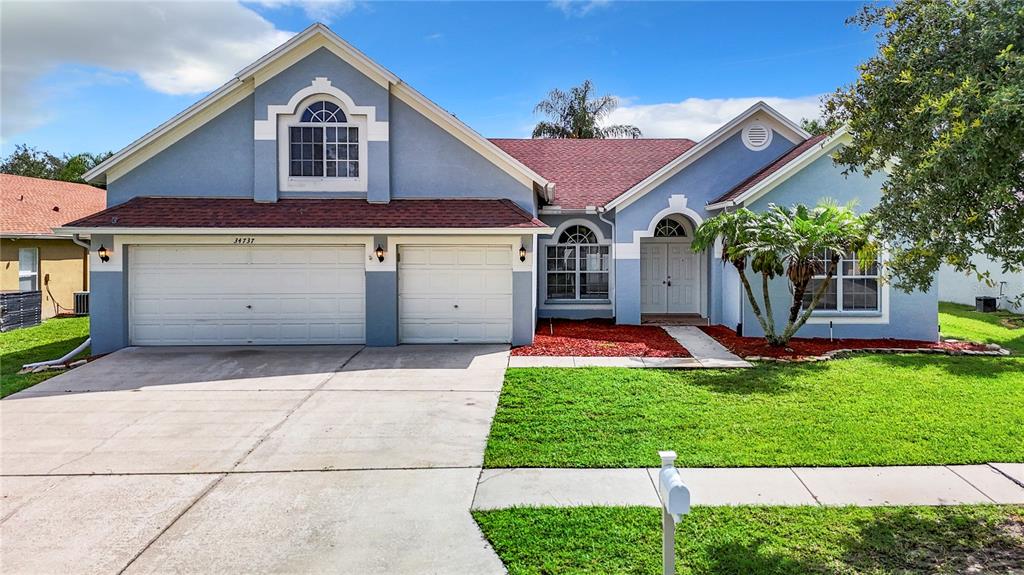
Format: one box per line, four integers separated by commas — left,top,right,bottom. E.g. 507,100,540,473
597,207,616,319
22,338,91,370
71,233,90,250
72,233,91,291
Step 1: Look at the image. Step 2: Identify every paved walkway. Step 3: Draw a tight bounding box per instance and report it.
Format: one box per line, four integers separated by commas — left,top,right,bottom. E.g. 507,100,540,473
472,464,1024,509
507,326,751,368
2,345,509,575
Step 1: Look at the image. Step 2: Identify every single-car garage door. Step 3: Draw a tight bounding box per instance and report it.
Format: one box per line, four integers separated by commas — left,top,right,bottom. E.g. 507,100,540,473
129,245,365,345
398,245,512,343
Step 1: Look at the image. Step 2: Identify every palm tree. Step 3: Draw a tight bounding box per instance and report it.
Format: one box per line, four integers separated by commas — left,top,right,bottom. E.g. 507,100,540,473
532,80,641,139
694,201,876,346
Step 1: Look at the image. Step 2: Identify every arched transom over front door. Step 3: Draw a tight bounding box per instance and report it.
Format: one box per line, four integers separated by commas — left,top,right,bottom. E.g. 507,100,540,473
640,215,704,315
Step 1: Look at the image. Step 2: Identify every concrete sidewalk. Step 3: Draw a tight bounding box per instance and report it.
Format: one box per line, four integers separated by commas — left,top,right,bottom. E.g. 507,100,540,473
472,464,1024,509
507,326,751,369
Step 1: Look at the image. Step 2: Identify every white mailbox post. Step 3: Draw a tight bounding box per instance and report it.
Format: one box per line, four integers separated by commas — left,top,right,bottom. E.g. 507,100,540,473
658,450,691,575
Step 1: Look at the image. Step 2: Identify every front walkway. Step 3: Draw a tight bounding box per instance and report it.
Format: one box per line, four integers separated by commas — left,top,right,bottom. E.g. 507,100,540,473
507,325,752,368
472,464,1024,509
1,345,509,574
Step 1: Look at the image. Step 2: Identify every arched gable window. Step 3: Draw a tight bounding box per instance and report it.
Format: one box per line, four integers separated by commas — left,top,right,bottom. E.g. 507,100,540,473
654,217,687,238
546,224,609,300
289,100,359,178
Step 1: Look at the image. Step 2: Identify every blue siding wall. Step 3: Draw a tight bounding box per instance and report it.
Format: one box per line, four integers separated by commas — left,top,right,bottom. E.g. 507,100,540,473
88,235,128,354
389,96,536,214
365,270,398,346
613,130,798,324
739,152,938,341
107,95,256,207
512,271,534,345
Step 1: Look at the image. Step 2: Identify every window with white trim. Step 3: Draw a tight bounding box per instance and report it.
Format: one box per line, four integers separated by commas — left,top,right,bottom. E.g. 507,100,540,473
654,217,687,238
18,248,38,291
288,100,360,178
546,225,609,300
802,249,880,312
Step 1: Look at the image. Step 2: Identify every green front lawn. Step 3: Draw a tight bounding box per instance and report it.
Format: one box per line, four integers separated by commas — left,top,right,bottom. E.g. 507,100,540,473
1,316,89,398
485,355,1024,468
939,301,1024,354
474,505,1024,575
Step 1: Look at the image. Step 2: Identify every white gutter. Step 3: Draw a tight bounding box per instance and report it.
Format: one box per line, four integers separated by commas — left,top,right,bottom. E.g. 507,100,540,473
71,233,91,250
22,338,91,370
597,207,616,318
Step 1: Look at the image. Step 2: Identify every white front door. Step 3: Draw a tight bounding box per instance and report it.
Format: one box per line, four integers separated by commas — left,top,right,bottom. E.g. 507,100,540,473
129,245,366,345
640,243,668,313
398,245,512,343
641,241,701,314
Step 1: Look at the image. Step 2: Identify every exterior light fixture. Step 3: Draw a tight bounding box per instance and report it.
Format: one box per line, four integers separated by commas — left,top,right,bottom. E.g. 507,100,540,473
519,244,527,262
375,244,385,263
98,244,110,263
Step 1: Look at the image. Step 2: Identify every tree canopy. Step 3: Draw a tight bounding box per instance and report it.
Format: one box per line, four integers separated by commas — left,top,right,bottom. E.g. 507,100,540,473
532,80,641,139
0,144,112,185
823,0,1024,292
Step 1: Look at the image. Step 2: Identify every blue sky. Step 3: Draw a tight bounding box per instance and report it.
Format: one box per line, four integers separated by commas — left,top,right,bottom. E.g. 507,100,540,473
1,1,878,157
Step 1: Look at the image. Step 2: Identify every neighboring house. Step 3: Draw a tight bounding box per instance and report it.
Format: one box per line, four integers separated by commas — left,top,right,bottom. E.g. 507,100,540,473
1,174,106,318
61,24,937,354
939,260,1023,313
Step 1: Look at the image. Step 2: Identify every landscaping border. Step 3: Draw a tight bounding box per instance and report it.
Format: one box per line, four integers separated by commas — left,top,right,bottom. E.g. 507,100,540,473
745,341,1010,363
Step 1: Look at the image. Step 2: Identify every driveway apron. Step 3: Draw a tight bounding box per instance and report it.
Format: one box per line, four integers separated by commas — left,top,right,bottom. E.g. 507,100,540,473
0,345,508,574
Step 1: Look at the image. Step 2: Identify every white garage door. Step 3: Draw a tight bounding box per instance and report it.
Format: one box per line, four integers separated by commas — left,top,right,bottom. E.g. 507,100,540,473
129,245,365,345
399,245,512,343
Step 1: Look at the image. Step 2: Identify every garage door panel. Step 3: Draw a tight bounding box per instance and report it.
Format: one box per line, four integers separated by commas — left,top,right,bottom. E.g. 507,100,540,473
130,245,365,345
398,245,512,344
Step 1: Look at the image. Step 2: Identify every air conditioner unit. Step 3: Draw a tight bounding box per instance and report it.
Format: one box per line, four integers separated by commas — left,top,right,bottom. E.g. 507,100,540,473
74,291,90,316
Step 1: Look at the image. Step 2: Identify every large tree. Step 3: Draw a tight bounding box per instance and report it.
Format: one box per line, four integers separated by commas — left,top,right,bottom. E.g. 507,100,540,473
0,145,112,184
823,0,1024,292
532,80,641,139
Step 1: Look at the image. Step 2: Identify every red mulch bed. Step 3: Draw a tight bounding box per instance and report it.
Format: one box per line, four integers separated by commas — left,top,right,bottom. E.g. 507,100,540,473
513,319,691,357
698,325,991,360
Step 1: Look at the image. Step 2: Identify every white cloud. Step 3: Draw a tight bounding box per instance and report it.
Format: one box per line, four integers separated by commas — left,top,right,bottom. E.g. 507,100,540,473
550,0,611,17
605,95,825,140
252,0,356,23
1,1,294,140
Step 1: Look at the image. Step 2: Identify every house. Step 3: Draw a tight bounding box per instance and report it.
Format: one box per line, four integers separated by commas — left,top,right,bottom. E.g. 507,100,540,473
2,174,106,318
61,23,937,354
939,259,1023,313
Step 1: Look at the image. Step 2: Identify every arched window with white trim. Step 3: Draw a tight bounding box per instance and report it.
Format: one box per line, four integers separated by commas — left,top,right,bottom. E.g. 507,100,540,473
288,100,360,178
546,224,609,300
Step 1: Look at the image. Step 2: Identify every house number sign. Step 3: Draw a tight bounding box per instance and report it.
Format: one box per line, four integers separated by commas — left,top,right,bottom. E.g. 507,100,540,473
233,237,255,245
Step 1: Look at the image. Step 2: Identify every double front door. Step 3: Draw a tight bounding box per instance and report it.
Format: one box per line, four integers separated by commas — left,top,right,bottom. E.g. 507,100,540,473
640,241,700,314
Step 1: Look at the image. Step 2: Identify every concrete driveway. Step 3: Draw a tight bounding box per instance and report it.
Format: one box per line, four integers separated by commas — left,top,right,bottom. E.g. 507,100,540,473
1,344,509,574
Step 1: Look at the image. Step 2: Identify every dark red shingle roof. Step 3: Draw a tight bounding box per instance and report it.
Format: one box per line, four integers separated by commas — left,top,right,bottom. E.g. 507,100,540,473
62,197,547,229
491,138,696,209
711,133,830,206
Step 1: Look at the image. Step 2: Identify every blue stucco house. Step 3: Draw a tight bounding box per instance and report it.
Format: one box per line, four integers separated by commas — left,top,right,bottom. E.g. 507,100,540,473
63,24,937,354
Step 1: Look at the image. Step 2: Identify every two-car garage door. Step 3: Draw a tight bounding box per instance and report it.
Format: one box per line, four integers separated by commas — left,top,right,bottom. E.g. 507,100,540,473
129,245,365,345
128,243,514,346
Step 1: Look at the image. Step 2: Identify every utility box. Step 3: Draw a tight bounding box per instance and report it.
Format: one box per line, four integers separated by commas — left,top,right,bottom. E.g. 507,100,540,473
975,296,998,313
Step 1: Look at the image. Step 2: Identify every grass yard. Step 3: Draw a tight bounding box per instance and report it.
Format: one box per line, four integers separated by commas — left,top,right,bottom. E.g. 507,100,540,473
485,304,1024,468
0,316,89,398
939,301,1024,354
474,505,1024,575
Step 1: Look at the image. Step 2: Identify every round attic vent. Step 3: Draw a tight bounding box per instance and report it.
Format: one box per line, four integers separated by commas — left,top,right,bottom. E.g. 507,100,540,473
742,122,772,151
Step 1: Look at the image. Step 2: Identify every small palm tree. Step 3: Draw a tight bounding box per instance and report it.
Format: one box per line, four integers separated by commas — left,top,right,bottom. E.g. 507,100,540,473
694,201,876,346
532,80,641,139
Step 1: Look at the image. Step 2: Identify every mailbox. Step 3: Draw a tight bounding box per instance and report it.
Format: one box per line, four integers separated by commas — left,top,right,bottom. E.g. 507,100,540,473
657,450,691,575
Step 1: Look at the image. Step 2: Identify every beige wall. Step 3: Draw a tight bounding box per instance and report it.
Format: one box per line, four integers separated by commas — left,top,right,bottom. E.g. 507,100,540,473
1,238,88,319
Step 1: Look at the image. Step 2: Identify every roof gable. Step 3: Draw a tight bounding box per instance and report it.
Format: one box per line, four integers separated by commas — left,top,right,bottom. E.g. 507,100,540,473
83,23,549,195
1,174,106,236
708,129,848,209
603,102,809,211
491,138,696,210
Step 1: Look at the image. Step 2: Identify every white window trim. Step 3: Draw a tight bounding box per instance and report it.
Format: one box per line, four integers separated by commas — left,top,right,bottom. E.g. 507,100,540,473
542,221,611,304
278,94,368,193
18,247,39,291
806,251,890,325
